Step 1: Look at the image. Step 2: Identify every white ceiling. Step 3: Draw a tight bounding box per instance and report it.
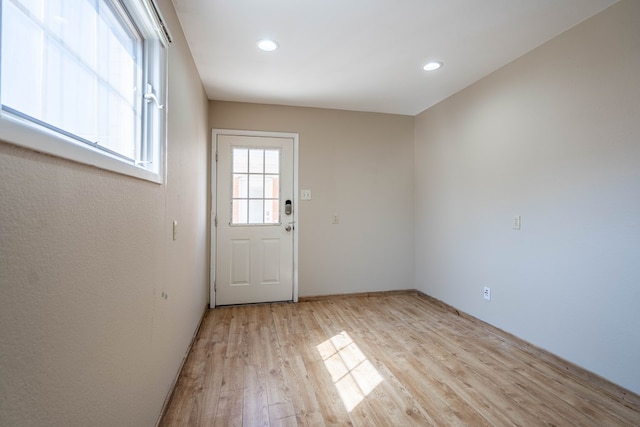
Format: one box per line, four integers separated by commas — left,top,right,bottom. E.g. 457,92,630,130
171,0,618,116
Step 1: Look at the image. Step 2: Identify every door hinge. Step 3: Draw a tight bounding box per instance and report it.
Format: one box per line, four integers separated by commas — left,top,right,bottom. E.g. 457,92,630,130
215,152,218,162
214,215,218,227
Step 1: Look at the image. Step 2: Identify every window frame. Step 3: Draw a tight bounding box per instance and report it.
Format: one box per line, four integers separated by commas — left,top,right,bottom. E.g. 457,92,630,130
0,0,171,183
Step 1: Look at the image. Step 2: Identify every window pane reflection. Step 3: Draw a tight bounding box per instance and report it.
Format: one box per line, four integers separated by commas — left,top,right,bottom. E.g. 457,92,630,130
265,200,279,224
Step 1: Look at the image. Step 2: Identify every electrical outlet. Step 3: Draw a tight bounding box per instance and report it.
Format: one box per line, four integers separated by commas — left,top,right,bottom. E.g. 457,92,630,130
512,215,521,230
332,214,339,224
483,286,491,301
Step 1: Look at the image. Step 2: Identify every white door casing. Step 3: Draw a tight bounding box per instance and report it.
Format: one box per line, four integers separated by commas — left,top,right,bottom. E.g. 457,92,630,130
211,130,298,306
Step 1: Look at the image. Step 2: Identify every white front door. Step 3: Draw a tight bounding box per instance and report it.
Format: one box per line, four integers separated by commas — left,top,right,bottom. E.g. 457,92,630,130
212,131,297,306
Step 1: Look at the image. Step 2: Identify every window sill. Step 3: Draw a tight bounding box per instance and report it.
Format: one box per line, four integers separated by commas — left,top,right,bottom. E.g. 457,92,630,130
0,113,163,184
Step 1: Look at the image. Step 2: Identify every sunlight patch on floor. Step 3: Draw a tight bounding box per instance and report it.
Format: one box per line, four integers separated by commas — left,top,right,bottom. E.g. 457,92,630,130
316,331,383,412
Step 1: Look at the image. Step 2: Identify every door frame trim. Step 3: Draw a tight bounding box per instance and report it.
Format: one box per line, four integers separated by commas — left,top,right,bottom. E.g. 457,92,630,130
210,129,299,307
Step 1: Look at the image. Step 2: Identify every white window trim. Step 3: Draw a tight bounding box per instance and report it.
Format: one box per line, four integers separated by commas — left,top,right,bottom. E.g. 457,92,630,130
0,110,164,182
0,0,171,184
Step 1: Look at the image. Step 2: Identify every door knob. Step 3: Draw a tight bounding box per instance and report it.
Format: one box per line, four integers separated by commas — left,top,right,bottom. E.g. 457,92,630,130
285,222,295,232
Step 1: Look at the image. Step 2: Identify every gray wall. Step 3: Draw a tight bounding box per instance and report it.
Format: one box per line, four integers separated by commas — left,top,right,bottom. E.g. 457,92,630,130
414,0,640,394
210,102,415,297
0,0,210,425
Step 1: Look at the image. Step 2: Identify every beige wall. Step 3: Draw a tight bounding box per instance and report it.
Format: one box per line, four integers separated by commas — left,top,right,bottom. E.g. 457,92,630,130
0,1,210,425
210,102,415,297
414,0,640,394
2,1,639,424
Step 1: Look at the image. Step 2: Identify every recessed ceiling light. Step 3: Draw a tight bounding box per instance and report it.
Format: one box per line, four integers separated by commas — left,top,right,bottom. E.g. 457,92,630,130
423,61,443,71
257,39,279,52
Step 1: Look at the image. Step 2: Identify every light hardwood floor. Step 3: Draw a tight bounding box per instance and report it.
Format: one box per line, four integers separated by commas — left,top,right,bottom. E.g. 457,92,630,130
159,292,640,426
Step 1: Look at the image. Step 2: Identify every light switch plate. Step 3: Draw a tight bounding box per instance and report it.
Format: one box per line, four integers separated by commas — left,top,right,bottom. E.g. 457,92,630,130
301,189,312,200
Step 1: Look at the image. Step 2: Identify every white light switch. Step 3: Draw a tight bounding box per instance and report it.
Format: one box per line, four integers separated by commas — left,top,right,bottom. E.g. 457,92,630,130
301,189,312,200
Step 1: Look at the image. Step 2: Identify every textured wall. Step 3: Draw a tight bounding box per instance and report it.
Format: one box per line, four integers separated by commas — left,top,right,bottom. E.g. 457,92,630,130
0,0,210,425
210,102,415,297
414,0,640,393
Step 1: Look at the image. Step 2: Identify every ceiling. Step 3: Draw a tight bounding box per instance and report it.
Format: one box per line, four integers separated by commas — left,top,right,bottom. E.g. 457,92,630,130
171,0,618,116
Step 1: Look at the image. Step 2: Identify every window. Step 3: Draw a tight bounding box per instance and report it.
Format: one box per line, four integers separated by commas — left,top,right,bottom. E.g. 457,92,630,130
0,0,171,182
231,147,281,225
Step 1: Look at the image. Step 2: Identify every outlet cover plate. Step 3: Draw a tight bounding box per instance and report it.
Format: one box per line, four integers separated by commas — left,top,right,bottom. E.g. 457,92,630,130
513,215,521,230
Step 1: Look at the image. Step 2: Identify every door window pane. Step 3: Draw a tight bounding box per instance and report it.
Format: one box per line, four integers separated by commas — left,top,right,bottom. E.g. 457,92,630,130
233,174,248,198
248,200,264,223
249,174,264,198
231,147,280,225
265,175,279,198
265,200,279,224
265,150,279,174
232,200,248,224
249,149,264,173
233,148,248,173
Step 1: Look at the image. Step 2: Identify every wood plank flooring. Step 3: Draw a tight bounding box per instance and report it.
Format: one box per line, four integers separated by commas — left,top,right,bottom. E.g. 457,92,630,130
159,292,640,426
